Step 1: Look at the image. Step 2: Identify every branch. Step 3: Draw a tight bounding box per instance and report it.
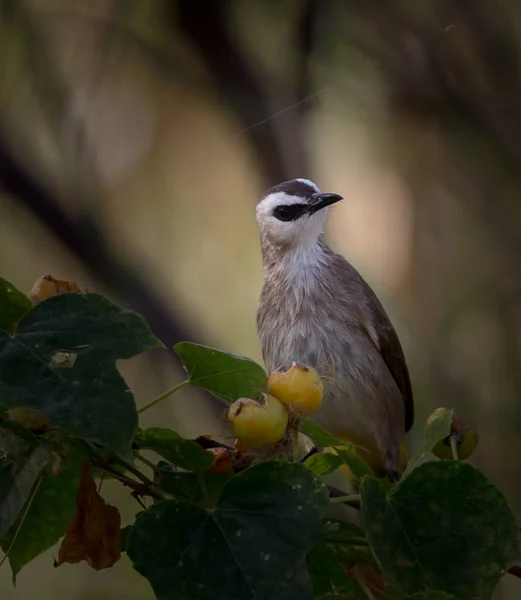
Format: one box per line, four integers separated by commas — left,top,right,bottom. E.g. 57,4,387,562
174,0,308,184
0,135,192,350
295,0,321,120
349,0,521,175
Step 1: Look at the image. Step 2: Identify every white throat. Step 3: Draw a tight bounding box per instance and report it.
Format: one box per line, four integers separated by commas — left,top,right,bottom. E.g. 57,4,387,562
279,242,328,303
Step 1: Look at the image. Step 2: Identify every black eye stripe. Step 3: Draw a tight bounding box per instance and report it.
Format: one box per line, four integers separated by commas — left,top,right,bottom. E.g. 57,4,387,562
273,204,307,222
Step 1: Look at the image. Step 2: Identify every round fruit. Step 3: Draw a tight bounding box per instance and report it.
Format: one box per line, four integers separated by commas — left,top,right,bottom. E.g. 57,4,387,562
425,408,479,460
267,361,323,415
227,395,288,448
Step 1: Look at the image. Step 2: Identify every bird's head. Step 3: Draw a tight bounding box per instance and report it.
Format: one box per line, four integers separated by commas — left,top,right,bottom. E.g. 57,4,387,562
256,178,343,250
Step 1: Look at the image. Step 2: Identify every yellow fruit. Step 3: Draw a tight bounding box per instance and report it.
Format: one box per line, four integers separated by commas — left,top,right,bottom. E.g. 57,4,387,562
267,362,323,415
425,408,479,460
227,395,289,448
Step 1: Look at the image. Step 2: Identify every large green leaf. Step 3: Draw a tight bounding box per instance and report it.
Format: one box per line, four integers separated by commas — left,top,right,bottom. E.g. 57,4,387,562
307,520,377,599
407,594,462,600
322,519,368,546
304,452,344,477
0,293,162,458
402,408,452,478
134,427,214,474
0,426,50,539
316,596,358,600
0,441,86,578
316,594,459,600
155,462,233,506
335,446,375,480
128,461,329,600
174,342,267,404
360,461,519,599
300,420,345,447
300,422,373,480
0,278,32,333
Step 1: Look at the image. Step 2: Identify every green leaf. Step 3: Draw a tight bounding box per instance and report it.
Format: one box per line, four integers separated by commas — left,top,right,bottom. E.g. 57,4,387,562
402,409,452,478
300,420,345,447
0,278,32,332
155,462,233,506
134,427,214,474
128,461,329,600
174,342,267,404
323,519,368,546
359,461,519,600
335,446,375,480
315,596,364,600
304,452,344,476
308,519,378,599
308,556,367,599
0,427,51,539
406,593,462,600
0,293,162,458
300,424,375,479
307,547,369,599
1,441,86,578
154,467,205,503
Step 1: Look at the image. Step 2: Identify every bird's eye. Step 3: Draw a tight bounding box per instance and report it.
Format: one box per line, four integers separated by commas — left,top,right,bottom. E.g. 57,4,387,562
272,204,306,222
273,206,293,221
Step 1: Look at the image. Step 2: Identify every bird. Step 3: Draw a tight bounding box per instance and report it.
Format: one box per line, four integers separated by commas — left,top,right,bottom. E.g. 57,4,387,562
255,178,414,480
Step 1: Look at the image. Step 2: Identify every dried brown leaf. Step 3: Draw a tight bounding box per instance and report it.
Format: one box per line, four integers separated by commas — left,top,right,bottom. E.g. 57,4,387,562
55,469,121,570
29,274,83,306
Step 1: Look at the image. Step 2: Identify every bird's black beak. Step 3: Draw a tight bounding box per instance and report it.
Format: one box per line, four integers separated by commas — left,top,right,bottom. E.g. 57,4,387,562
308,192,343,215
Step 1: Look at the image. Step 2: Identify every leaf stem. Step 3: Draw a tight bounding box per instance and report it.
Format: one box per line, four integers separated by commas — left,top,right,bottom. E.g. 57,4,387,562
97,463,167,500
450,436,460,461
84,441,166,499
113,456,156,487
138,380,189,415
330,493,360,504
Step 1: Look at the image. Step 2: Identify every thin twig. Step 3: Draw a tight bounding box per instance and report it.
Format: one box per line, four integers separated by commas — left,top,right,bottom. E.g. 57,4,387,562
134,451,156,471
96,463,166,500
0,476,43,568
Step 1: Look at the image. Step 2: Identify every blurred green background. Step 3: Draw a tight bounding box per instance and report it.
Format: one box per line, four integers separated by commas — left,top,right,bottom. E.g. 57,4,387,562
1,0,521,598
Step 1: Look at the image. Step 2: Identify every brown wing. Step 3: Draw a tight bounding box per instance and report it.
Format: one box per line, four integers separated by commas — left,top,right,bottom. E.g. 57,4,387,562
365,299,414,433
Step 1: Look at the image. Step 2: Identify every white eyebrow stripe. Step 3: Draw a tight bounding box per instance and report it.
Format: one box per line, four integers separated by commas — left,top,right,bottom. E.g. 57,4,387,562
256,191,306,218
